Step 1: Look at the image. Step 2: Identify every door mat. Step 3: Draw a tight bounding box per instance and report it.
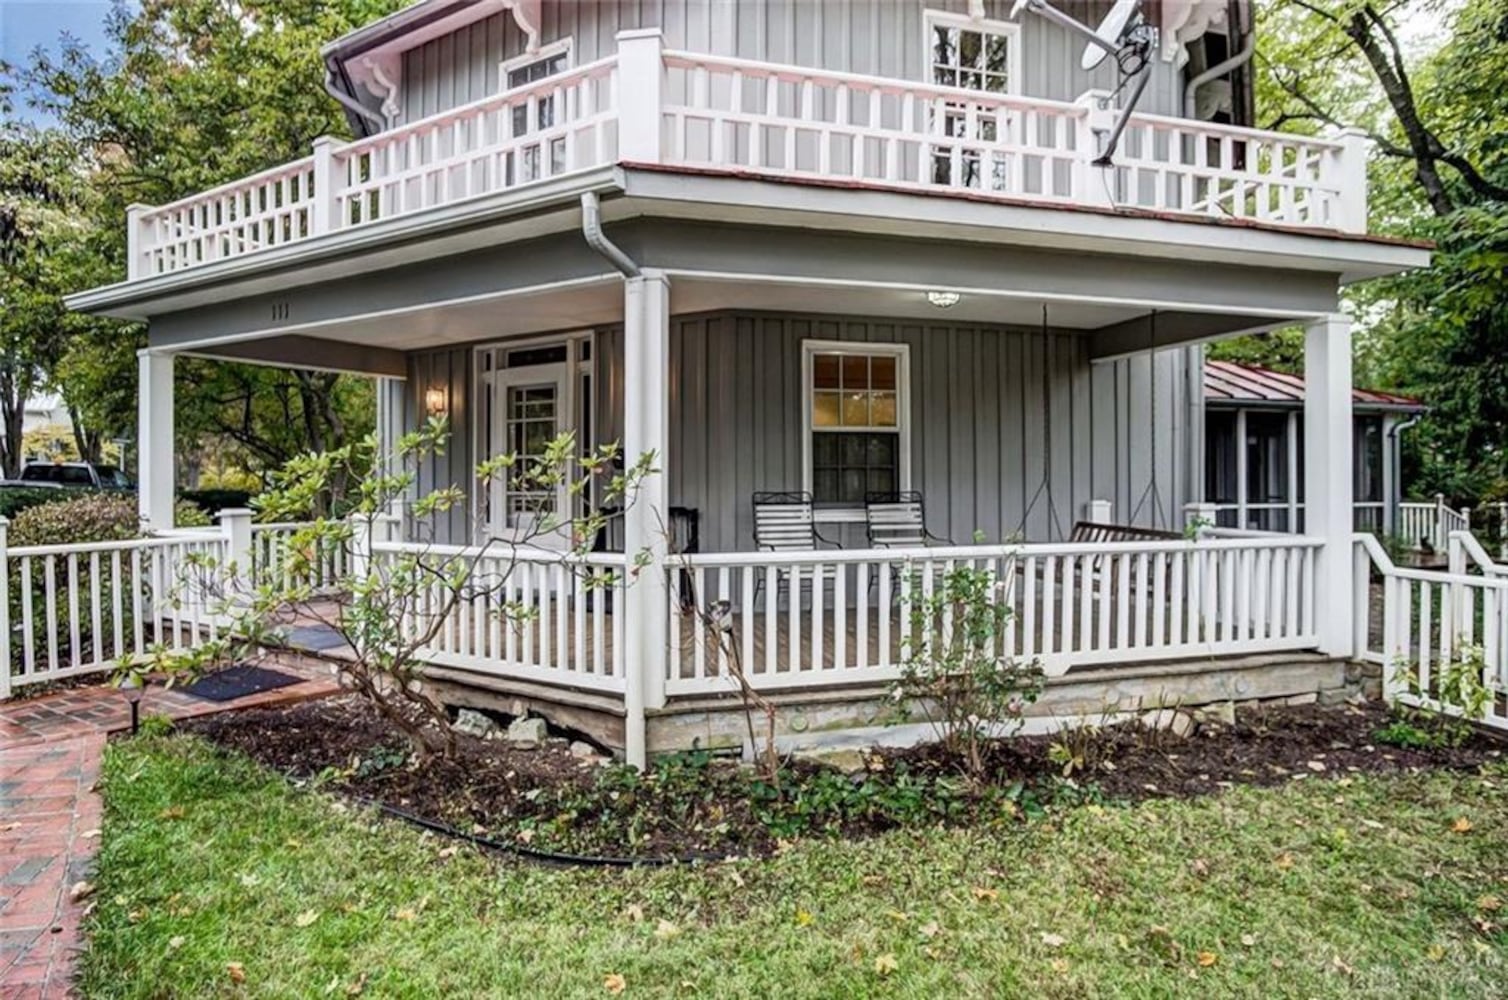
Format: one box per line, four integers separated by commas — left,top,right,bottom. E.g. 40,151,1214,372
180,665,303,703
283,625,350,652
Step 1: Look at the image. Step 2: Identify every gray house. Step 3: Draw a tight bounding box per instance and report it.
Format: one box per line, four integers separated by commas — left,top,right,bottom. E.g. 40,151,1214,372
70,0,1430,764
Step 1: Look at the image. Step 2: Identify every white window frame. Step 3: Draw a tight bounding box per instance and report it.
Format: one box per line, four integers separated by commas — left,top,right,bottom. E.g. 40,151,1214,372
920,10,1022,97
801,340,912,523
471,330,595,542
499,37,574,91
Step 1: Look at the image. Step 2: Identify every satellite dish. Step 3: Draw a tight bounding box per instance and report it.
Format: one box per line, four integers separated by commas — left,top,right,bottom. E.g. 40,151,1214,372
1081,0,1139,70
1010,0,1154,166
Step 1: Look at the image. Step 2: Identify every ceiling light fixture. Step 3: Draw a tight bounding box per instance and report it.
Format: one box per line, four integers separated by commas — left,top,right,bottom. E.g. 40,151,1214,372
927,290,961,308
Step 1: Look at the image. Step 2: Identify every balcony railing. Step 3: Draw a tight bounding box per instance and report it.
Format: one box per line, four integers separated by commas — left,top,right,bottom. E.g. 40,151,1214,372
126,31,1370,281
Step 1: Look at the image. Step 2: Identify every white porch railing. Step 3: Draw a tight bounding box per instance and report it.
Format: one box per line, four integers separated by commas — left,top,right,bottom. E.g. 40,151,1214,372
1355,532,1508,733
371,539,627,695
1398,495,1471,553
0,525,232,695
667,535,1322,697
251,521,350,592
126,34,1369,280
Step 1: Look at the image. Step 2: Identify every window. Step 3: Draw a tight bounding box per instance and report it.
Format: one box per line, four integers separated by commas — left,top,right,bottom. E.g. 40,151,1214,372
804,343,909,508
501,40,572,132
923,12,1021,190
926,12,1018,94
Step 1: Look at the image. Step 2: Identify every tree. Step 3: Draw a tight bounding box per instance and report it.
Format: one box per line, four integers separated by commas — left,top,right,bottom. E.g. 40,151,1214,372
1220,0,1508,501
0,123,115,477
22,0,405,484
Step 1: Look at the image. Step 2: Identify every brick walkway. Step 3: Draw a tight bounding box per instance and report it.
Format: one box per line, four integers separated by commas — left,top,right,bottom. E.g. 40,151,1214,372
0,658,338,998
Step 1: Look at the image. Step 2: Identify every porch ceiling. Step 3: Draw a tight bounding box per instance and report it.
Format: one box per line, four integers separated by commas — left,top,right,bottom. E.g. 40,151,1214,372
181,274,1254,362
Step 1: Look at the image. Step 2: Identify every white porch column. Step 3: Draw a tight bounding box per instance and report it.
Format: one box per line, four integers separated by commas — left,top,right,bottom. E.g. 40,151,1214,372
138,350,175,531
1304,314,1354,657
621,270,671,768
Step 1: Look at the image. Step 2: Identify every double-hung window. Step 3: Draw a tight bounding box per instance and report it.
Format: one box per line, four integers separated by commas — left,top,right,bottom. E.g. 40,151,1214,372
501,40,572,181
923,11,1021,190
804,342,910,508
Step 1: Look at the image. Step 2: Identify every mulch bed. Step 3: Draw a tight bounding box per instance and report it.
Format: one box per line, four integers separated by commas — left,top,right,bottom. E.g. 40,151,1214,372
182,696,1506,859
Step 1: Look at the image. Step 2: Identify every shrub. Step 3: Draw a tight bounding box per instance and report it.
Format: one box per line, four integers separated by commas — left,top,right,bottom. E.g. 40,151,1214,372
890,563,1045,777
0,487,84,520
10,493,142,547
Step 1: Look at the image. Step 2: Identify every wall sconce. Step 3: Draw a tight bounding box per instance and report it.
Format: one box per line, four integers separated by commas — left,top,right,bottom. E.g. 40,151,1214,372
424,386,447,417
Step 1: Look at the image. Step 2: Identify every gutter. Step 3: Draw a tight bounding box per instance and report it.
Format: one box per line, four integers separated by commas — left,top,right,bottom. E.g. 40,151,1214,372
579,191,639,278
1387,412,1425,536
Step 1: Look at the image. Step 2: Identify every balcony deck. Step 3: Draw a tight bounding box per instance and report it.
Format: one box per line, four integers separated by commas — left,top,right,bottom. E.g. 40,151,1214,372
124,35,1369,282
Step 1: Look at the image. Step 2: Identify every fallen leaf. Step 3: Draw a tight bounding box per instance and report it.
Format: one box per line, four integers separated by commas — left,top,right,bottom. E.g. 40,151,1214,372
437,846,458,860
227,962,246,984
972,886,1000,902
874,954,898,976
295,909,319,928
80,829,101,840
1427,945,1447,962
1189,858,1210,876
885,909,909,923
68,881,95,903
1197,951,1218,967
1479,895,1502,913
394,907,417,922
1274,853,1295,870
1041,932,1067,948
1332,955,1354,975
515,829,536,845
624,904,645,923
167,936,186,951
239,873,260,888
1239,934,1256,947
603,973,626,995
1306,760,1327,772
346,972,367,996
919,921,941,939
1452,817,1474,834
654,919,680,940
795,909,815,927
1050,958,1069,974
159,806,185,820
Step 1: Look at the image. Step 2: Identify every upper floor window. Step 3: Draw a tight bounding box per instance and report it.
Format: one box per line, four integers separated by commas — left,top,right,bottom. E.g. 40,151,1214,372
924,11,1020,95
504,42,571,90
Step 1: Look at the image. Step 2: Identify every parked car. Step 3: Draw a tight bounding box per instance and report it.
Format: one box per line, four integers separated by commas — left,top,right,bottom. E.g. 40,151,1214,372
17,462,135,491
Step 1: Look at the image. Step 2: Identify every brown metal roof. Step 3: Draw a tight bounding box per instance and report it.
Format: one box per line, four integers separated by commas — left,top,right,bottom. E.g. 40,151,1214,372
1204,359,1424,412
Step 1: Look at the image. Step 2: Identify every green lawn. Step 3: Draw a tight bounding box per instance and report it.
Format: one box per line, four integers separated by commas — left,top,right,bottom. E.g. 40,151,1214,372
83,735,1508,998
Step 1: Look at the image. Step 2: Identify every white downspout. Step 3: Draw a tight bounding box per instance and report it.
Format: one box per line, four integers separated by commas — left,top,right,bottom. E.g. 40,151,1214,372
1182,28,1255,119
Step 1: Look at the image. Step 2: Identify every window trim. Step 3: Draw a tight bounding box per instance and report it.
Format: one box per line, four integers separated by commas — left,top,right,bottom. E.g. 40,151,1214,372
920,9,1023,97
801,340,912,522
499,37,574,91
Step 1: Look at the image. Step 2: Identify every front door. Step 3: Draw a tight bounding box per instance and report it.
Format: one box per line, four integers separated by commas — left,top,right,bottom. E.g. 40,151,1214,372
480,342,579,548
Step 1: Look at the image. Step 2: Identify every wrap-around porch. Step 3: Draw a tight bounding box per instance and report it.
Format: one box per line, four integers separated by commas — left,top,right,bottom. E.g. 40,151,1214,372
132,210,1367,765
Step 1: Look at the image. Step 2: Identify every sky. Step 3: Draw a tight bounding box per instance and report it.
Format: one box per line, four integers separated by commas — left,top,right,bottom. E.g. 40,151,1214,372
1,0,120,123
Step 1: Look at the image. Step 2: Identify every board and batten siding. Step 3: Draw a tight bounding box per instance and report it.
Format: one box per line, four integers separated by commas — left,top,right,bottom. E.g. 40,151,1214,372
401,1,1184,124
403,311,1193,552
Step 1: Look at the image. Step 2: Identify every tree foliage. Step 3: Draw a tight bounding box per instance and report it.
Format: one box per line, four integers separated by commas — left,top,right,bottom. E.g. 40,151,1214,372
18,0,404,486
1215,0,1508,503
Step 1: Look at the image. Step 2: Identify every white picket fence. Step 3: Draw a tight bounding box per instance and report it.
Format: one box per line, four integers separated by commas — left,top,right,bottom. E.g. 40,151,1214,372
666,535,1323,697
1354,532,1508,732
371,538,627,695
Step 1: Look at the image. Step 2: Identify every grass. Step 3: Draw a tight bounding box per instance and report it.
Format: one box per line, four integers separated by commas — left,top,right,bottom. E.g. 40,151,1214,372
83,735,1508,999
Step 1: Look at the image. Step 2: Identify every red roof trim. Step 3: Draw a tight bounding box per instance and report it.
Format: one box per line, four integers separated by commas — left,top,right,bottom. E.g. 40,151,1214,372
1204,359,1423,410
